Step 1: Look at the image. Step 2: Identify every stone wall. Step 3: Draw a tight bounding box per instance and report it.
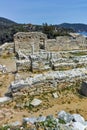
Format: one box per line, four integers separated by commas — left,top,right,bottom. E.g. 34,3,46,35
14,32,87,54
14,32,47,54
46,35,87,51
7,67,87,97
0,42,14,55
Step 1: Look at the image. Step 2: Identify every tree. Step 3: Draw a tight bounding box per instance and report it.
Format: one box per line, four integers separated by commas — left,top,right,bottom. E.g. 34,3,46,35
42,23,55,39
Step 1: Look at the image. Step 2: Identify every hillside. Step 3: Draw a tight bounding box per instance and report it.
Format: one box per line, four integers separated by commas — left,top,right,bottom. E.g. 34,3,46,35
0,17,74,45
59,23,87,32
1,17,87,45
0,17,16,26
0,17,26,45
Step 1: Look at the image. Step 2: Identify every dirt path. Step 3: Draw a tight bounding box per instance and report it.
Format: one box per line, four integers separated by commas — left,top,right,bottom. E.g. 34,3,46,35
0,57,16,72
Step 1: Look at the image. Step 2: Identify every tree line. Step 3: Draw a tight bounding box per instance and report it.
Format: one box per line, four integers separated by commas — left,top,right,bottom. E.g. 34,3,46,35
0,22,74,45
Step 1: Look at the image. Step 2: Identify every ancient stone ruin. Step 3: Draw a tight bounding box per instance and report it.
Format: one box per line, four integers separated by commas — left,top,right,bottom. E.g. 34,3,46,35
1,31,87,128
14,32,47,55
14,32,87,55
46,33,87,51
14,32,87,72
1,31,86,97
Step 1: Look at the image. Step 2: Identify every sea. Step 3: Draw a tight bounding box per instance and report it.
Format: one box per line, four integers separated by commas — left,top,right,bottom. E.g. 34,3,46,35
78,31,87,37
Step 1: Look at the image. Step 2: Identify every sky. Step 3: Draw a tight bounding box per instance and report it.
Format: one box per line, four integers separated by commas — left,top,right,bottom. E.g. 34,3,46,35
0,0,87,25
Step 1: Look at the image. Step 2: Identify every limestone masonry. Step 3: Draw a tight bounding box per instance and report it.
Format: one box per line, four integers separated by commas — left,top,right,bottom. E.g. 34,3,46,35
1,31,87,128
1,31,87,97
14,32,87,55
14,32,47,54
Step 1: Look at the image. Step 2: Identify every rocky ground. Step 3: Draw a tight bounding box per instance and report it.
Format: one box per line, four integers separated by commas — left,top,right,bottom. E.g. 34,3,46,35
0,51,87,129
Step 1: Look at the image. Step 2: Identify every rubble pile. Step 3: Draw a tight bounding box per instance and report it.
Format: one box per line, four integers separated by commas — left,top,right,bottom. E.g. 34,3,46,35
1,110,87,130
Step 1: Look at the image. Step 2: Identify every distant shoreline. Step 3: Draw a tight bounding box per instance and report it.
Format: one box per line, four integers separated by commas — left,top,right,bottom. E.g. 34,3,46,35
78,31,87,36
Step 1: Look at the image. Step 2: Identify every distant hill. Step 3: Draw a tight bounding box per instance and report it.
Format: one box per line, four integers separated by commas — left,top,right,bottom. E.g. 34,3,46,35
0,17,17,27
1,17,87,45
0,17,75,45
59,23,87,32
0,17,24,45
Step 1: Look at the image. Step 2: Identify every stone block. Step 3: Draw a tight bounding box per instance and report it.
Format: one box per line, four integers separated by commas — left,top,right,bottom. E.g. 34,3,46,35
80,81,87,96
30,98,42,107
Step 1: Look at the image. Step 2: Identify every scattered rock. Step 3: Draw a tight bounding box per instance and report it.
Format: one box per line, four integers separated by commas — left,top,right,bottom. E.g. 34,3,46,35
36,115,46,122
30,98,42,107
0,96,11,103
23,117,37,124
1,110,87,130
72,122,87,130
58,110,73,123
72,113,85,124
25,101,30,107
0,64,7,73
9,121,22,126
52,92,58,98
80,81,87,97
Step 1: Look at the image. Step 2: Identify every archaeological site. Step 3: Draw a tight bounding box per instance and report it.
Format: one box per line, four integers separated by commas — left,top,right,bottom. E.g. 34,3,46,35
1,31,87,129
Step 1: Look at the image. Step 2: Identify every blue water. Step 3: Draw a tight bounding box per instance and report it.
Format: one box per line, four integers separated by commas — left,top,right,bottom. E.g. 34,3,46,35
78,32,87,36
